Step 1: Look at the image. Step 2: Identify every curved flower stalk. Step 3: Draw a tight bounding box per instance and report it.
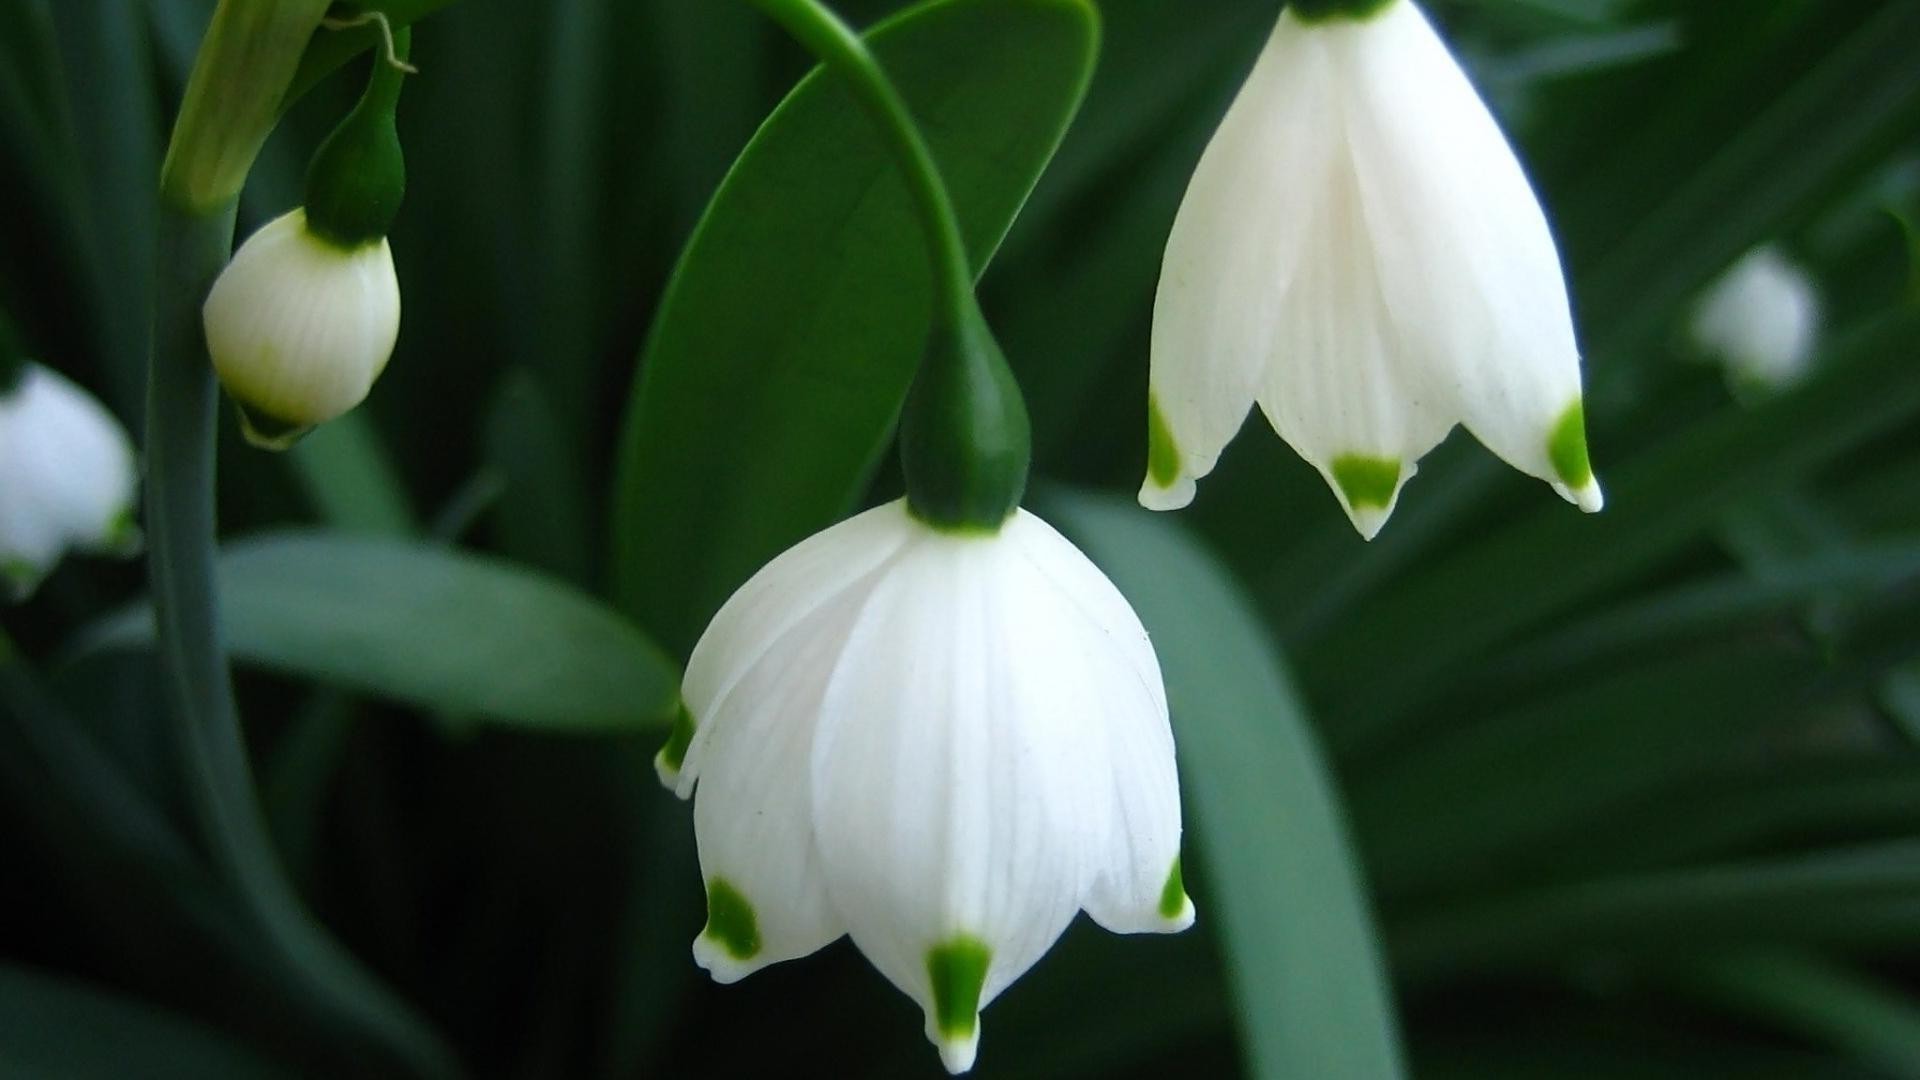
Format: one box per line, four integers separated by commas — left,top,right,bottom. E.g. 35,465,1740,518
1691,246,1822,390
1141,0,1602,539
657,499,1191,1074
0,363,140,599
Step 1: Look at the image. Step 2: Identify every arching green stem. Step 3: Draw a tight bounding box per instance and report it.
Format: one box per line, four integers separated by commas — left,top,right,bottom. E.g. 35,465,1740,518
744,0,1032,531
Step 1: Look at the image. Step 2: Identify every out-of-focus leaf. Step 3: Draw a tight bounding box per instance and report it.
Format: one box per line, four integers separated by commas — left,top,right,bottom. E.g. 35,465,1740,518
84,532,677,732
484,370,592,583
609,0,1100,653
1313,310,1920,750
1045,489,1406,1080
1668,951,1920,1076
1353,634,1822,898
1395,842,1920,983
287,412,418,537
0,966,296,1080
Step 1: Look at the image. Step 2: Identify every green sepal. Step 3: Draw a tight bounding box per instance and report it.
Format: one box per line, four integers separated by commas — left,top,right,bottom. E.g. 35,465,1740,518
304,26,411,248
899,297,1032,533
1289,0,1397,22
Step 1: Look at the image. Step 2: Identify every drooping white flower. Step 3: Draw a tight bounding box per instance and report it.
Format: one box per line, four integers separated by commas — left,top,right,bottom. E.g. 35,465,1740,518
203,207,400,449
1141,0,1601,539
0,364,139,599
1690,246,1821,389
657,499,1191,1074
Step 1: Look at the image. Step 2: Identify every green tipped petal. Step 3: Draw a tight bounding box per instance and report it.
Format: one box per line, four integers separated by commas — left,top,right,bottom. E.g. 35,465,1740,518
1331,454,1402,511
927,935,992,1041
1159,856,1190,920
1146,394,1184,490
701,878,761,962
1548,400,1594,492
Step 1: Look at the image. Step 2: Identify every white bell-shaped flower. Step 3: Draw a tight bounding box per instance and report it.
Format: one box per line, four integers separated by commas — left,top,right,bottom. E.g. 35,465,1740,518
1690,246,1821,389
203,207,400,449
0,364,139,599
1141,0,1602,538
658,499,1191,1074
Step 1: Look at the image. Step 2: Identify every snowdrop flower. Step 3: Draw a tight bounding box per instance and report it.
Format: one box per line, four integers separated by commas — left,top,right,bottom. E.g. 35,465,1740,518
0,364,139,599
203,24,411,450
1141,0,1602,538
203,207,401,448
1690,246,1821,389
657,499,1190,1074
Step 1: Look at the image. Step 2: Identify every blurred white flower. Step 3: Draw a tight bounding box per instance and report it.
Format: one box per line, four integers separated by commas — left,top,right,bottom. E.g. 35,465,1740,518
0,364,139,599
1141,0,1601,539
203,207,400,449
658,499,1191,1074
1690,246,1821,389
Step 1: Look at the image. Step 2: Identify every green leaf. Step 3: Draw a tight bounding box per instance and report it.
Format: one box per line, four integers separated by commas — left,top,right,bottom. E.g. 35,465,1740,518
609,0,1100,652
1044,489,1406,1080
1395,842,1920,983
1312,309,1920,750
84,532,677,733
1667,950,1920,1075
286,411,418,537
0,966,297,1079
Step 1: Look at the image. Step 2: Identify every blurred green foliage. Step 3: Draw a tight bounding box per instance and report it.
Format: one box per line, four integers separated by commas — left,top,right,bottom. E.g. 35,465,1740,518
2,0,1918,1077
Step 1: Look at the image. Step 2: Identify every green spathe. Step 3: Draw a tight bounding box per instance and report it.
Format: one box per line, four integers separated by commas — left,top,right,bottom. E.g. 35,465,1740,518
304,26,411,249
1331,454,1402,511
1548,400,1594,491
702,879,761,961
1289,0,1398,23
926,936,992,1040
899,298,1033,533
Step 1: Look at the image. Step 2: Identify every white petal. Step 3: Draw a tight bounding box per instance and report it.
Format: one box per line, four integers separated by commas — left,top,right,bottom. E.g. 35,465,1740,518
1691,247,1821,386
667,500,917,794
1143,18,1342,511
809,533,1094,1073
203,207,401,438
1003,512,1189,933
1250,102,1453,539
686,586,871,984
0,364,138,595
1335,0,1600,511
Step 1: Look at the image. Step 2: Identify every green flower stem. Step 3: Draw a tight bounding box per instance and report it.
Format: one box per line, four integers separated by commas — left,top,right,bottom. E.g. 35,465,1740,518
744,0,975,318
149,204,458,1079
745,0,1033,531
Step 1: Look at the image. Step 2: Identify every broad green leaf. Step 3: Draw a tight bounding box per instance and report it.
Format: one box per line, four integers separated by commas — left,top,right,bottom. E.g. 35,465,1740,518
0,966,296,1079
609,0,1100,652
84,532,677,732
1045,489,1406,1080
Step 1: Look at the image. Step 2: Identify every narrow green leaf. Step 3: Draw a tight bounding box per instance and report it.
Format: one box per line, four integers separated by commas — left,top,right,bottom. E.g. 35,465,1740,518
1045,489,1406,1080
1667,951,1920,1075
1313,310,1920,749
609,0,1100,652
1395,842,1920,983
0,966,297,1079
83,532,677,733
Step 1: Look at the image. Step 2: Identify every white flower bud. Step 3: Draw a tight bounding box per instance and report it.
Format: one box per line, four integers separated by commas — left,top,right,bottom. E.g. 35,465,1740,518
203,207,400,449
1142,0,1601,538
660,500,1191,1074
1690,247,1821,389
0,364,140,599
